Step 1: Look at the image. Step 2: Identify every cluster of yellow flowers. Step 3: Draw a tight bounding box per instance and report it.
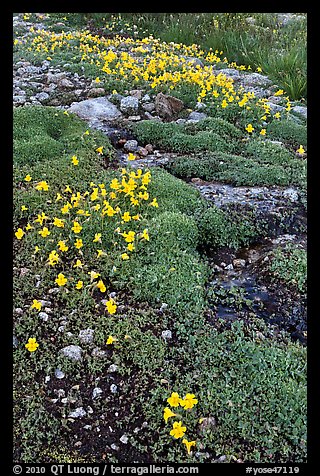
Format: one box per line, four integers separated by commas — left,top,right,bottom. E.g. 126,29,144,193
14,27,290,127
164,391,198,455
15,146,159,352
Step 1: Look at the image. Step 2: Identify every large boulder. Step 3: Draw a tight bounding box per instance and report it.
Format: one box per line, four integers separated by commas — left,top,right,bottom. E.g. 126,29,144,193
154,92,184,119
69,97,122,127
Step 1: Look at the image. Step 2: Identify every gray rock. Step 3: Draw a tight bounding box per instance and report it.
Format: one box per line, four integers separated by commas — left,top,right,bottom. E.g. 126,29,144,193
38,311,49,321
188,111,207,121
239,72,272,88
54,368,65,379
14,308,23,315
142,94,151,102
108,364,119,373
87,87,105,98
129,89,143,99
159,303,168,312
13,95,26,104
34,91,50,102
161,330,172,340
183,56,204,68
91,347,108,359
142,102,155,112
110,384,118,394
13,336,18,348
127,115,141,121
120,96,139,114
292,105,307,118
266,101,286,114
217,68,241,80
137,146,148,157
92,387,103,399
78,328,94,344
111,443,120,451
69,97,122,127
123,140,138,152
69,407,86,418
225,264,234,270
59,78,75,89
60,345,83,361
232,259,246,268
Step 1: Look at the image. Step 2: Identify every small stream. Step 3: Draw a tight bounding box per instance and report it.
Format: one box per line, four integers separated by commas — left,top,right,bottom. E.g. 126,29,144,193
85,119,308,345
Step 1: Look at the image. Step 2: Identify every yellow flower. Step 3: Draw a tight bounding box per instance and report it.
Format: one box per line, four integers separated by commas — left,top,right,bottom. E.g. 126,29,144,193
38,227,50,238
96,279,106,293
106,335,117,344
25,223,33,231
75,280,83,290
15,228,25,240
58,240,68,252
88,270,100,281
163,407,176,422
260,129,266,136
256,67,262,72
73,259,83,268
170,421,187,439
63,110,69,115
167,392,181,407
74,238,83,250
95,77,101,83
96,146,104,154
64,185,72,193
97,249,105,258
274,112,281,119
71,155,79,166
105,298,117,314
245,123,254,133
93,233,102,243
31,299,42,311
56,193,63,201
53,217,65,228
24,174,32,182
48,250,59,266
274,89,284,96
84,130,90,135
122,212,131,222
21,205,28,211
182,439,196,454
55,273,67,286
25,337,39,353
72,221,82,234
121,253,130,260
141,229,149,241
122,231,135,243
127,152,136,161
296,145,305,155
35,181,49,191
127,243,135,252
179,393,198,409
150,198,159,207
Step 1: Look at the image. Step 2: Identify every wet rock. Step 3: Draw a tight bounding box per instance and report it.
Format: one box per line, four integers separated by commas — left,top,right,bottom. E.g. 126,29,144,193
69,97,122,127
78,328,95,344
38,311,49,321
69,407,86,418
120,96,139,114
60,345,83,361
155,92,184,119
110,384,118,394
283,188,299,202
161,330,172,340
120,434,129,444
55,368,65,379
233,259,246,268
108,364,119,373
188,111,207,121
123,139,138,152
92,387,103,399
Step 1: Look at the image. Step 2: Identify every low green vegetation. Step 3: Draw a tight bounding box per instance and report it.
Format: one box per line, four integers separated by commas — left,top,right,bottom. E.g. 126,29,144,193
266,244,307,294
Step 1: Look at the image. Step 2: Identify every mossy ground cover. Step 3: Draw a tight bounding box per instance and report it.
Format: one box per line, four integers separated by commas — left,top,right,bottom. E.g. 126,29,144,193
13,13,307,464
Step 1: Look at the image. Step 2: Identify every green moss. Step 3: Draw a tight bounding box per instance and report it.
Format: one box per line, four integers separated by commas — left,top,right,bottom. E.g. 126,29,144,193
266,119,307,148
267,244,307,293
13,106,114,166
